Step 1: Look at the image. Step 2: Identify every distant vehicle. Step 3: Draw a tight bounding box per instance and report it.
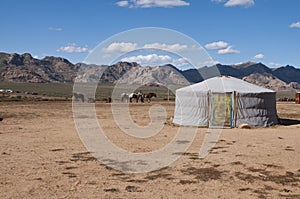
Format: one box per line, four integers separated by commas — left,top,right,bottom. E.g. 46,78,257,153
0,89,13,93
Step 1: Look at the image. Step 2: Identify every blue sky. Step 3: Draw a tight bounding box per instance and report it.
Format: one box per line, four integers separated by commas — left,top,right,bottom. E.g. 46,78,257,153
0,0,300,68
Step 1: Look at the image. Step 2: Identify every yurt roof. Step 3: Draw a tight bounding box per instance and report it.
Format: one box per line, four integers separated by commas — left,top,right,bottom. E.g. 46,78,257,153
177,76,275,93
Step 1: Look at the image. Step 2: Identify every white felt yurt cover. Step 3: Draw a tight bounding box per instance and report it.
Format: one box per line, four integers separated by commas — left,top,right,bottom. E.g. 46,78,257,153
173,76,278,127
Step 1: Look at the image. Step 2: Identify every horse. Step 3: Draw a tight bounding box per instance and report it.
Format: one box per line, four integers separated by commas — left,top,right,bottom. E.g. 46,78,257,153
73,92,85,102
87,98,95,103
106,97,112,103
121,93,129,103
142,92,157,103
129,92,143,103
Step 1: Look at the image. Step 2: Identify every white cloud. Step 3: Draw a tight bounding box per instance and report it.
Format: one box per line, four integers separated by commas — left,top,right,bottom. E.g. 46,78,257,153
289,21,300,28
205,41,239,55
116,0,190,8
253,53,264,59
205,41,229,50
225,0,254,7
116,0,129,7
172,57,190,66
212,0,254,7
121,53,190,67
268,62,281,67
202,60,220,66
211,0,226,3
57,43,89,53
33,55,39,59
102,42,138,53
48,27,63,31
102,42,195,55
218,46,240,54
121,54,172,65
143,43,188,52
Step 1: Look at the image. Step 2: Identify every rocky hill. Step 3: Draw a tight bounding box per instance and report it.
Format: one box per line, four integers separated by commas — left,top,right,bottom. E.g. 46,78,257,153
242,73,300,91
0,52,299,92
0,52,78,83
116,64,189,86
181,62,300,91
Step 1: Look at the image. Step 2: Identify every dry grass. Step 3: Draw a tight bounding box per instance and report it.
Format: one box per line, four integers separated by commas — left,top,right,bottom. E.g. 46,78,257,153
0,101,299,198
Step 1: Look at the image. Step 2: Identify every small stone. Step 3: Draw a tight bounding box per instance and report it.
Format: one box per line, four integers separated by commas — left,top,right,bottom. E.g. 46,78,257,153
238,124,252,129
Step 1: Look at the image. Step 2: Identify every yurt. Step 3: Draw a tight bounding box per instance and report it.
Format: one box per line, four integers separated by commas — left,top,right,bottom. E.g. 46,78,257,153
173,76,278,127
296,92,300,104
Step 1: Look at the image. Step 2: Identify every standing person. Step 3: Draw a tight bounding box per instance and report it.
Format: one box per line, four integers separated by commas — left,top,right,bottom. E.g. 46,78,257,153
138,90,144,103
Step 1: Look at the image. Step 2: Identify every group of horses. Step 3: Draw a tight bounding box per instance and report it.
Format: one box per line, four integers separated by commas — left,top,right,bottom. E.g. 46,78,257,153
121,92,157,103
278,97,295,102
73,92,95,103
73,92,157,103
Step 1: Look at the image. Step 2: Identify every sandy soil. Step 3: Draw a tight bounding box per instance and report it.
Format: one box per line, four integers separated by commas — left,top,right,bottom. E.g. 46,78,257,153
0,101,299,198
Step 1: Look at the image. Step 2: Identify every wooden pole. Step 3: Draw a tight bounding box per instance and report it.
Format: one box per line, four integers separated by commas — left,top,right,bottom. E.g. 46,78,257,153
208,90,212,127
234,91,237,128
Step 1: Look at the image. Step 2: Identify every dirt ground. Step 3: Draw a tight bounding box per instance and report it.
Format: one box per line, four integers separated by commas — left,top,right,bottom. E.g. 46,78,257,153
0,101,299,198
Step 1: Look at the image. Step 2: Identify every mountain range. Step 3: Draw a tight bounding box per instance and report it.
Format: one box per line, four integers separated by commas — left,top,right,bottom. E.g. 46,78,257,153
0,52,299,92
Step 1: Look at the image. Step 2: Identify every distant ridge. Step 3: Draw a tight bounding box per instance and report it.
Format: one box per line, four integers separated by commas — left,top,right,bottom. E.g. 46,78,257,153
0,52,78,83
0,52,299,91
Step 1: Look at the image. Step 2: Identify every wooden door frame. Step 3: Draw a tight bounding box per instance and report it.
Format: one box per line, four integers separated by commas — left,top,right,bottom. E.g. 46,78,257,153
208,91,235,128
